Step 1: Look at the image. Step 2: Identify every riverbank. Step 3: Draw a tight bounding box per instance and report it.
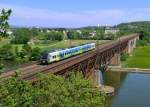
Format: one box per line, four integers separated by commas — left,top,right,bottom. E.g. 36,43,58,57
108,66,150,74
124,46,150,69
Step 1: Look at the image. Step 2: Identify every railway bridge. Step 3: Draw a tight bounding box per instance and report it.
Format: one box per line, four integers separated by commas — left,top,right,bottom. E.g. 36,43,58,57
1,34,139,84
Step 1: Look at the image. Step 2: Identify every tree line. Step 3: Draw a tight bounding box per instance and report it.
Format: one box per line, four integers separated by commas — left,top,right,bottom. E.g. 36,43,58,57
10,27,107,44
117,21,150,46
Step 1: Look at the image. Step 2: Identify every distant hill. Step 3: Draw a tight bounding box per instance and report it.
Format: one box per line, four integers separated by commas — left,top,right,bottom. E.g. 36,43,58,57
115,21,150,37
10,21,150,31
117,21,150,29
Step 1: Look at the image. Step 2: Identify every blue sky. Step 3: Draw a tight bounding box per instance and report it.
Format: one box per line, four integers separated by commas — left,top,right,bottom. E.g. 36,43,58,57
0,0,150,27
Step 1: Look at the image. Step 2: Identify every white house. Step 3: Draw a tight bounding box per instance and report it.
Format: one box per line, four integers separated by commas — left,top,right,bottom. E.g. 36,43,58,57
105,27,119,35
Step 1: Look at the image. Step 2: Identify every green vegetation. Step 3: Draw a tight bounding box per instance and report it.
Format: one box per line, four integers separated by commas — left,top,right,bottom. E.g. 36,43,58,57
0,9,12,38
118,21,150,69
0,73,106,107
120,53,129,62
0,63,4,71
11,28,34,44
117,21,150,39
0,38,10,46
32,40,107,51
0,44,15,60
0,40,107,61
125,46,150,69
45,31,64,41
0,39,107,72
0,44,42,62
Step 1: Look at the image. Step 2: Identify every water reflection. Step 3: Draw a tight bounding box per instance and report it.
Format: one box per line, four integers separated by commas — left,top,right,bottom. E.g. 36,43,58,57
104,71,150,107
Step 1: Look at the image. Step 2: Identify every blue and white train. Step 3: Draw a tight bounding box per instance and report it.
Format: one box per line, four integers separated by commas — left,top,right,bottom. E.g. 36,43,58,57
40,43,95,64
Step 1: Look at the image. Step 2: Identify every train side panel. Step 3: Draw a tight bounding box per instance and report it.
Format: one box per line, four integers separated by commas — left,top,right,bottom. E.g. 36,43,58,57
44,43,96,64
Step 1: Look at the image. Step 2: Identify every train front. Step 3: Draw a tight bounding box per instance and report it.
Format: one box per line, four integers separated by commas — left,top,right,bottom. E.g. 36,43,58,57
40,52,49,64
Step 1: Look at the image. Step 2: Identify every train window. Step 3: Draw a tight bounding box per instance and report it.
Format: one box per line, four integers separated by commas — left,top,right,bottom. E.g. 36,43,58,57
42,53,48,59
53,55,57,59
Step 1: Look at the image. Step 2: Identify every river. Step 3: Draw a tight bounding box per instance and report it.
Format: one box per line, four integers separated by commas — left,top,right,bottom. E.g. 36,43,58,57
103,71,150,107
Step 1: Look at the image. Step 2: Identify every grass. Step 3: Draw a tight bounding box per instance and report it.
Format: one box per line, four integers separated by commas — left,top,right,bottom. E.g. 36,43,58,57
0,38,109,51
125,46,150,69
0,38,10,47
11,40,109,51
34,40,108,51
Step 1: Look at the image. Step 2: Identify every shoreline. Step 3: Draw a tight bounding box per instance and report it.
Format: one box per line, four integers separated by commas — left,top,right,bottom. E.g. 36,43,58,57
108,66,150,74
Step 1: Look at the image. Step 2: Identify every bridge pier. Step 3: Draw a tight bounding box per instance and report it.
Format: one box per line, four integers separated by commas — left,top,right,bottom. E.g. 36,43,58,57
110,53,121,66
87,69,102,87
127,36,139,55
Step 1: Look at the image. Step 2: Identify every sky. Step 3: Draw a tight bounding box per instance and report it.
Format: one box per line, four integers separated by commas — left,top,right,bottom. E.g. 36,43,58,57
0,0,150,27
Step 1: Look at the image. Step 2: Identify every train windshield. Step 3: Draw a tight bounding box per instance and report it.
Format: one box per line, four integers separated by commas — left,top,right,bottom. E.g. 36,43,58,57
41,53,48,59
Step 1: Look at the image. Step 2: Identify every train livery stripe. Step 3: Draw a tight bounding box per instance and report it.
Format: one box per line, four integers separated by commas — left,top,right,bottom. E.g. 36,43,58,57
46,43,95,63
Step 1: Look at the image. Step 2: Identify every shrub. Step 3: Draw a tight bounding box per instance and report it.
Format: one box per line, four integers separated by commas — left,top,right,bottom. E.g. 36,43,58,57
0,73,106,107
136,40,148,46
0,44,15,60
11,28,31,44
0,63,4,70
30,47,42,61
121,53,129,61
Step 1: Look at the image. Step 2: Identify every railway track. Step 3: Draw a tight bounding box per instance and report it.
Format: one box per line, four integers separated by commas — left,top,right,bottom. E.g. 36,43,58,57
0,34,139,82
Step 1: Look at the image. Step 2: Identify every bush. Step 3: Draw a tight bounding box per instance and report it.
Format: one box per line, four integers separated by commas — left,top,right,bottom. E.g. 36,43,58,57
0,63,4,70
136,40,148,46
0,44,15,60
0,73,106,107
17,44,32,59
121,53,129,61
11,28,31,44
46,31,64,41
30,47,42,61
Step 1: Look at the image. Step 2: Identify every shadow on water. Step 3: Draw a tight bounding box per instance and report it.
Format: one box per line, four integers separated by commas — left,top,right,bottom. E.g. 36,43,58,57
102,71,128,107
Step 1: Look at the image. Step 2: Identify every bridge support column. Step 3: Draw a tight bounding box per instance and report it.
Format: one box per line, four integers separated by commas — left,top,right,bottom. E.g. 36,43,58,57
110,53,121,66
127,37,138,54
133,38,136,48
128,40,132,54
87,69,102,87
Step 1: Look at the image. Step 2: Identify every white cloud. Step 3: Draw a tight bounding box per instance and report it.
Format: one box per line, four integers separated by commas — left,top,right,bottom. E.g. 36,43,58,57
0,3,150,27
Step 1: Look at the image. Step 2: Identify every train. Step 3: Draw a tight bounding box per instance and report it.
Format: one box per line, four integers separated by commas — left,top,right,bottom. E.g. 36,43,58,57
40,43,96,64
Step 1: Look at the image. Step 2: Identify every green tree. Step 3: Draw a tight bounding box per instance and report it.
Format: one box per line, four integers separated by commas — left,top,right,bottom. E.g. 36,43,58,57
46,31,64,41
30,47,42,61
0,9,12,38
81,29,91,39
67,30,81,39
95,28,105,40
0,44,15,60
11,28,32,44
0,73,106,107
17,44,32,61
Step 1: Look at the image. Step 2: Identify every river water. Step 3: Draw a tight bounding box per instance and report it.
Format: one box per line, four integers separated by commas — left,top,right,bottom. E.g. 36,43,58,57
103,71,150,107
